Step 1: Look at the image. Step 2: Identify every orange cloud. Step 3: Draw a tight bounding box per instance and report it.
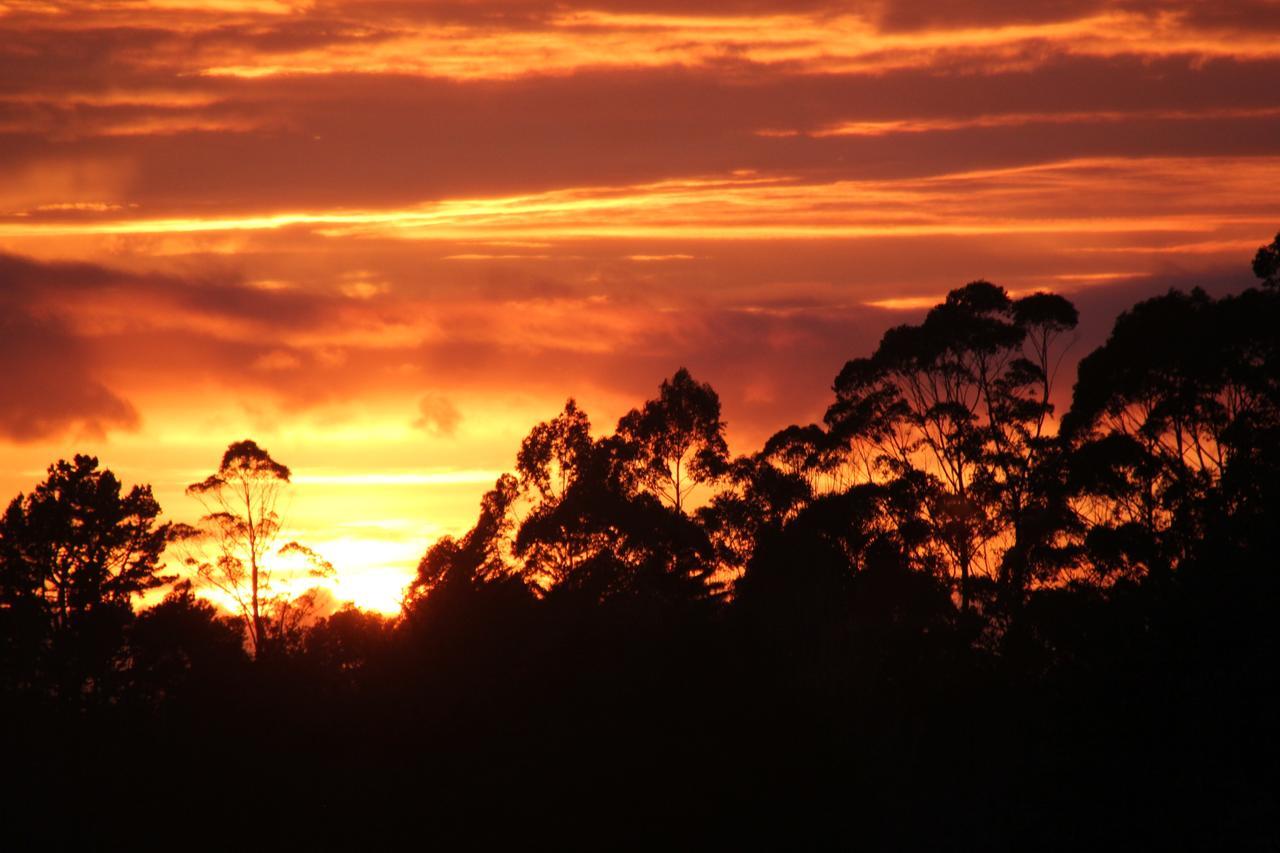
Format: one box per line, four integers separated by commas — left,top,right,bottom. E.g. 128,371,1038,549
4,156,1275,246
174,11,1280,81
777,107,1280,138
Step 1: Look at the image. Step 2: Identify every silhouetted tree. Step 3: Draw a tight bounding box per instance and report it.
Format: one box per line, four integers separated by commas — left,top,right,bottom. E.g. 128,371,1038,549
126,580,247,703
409,473,520,602
516,433,717,604
698,452,812,580
517,398,593,504
825,282,1078,609
427,395,722,603
1062,281,1280,577
992,292,1080,598
0,455,169,697
513,400,598,586
402,473,537,684
761,423,856,495
616,368,730,513
303,604,394,684
1252,230,1280,289
182,439,322,658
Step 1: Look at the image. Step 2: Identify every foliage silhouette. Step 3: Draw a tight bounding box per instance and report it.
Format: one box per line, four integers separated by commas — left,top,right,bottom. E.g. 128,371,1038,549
0,455,169,699
3,239,1280,848
616,367,730,512
1253,230,1280,288
180,439,332,658
821,281,1079,612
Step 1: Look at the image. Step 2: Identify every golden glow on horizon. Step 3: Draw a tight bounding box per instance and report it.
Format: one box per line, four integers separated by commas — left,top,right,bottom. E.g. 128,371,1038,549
7,157,1280,239
292,470,503,486
170,535,410,617
4,157,1277,251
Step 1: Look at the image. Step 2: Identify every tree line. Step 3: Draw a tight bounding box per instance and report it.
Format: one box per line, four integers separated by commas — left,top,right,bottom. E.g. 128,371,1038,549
2,236,1278,848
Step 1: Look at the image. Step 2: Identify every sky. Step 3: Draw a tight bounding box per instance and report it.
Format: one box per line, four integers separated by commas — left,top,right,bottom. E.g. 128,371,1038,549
2,0,1279,613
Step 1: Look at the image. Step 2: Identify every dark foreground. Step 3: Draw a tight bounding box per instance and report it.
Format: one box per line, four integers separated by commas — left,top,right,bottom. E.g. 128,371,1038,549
4,560,1277,850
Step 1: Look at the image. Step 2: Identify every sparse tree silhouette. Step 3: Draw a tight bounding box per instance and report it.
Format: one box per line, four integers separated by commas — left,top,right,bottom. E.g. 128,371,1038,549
181,439,327,658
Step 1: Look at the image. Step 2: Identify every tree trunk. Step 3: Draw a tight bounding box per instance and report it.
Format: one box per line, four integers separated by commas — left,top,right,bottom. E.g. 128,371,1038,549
251,556,265,659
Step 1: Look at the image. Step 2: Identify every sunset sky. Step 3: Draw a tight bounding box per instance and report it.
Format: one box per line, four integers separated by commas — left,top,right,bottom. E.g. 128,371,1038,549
3,0,1279,613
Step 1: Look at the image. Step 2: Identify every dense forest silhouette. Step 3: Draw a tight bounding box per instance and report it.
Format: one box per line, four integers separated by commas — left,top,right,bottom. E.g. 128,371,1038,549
3,237,1279,848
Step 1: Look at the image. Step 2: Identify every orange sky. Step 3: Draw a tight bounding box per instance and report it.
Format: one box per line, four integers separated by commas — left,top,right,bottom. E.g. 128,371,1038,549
3,0,1279,613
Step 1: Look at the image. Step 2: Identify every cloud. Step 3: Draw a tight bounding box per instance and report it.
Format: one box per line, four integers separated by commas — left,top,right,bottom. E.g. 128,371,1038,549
0,307,138,443
0,253,137,441
0,250,418,421
4,48,1279,223
1,0,1277,449
413,393,462,436
1,232,1271,463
